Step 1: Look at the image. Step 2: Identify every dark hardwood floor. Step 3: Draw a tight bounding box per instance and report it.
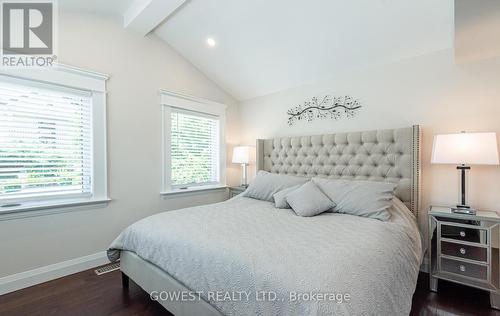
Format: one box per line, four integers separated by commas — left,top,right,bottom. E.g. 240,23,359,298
0,267,170,316
410,273,500,316
1,267,499,316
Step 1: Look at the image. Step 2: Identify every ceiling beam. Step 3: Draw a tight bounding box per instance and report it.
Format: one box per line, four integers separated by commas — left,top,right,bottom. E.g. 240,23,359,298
124,0,186,36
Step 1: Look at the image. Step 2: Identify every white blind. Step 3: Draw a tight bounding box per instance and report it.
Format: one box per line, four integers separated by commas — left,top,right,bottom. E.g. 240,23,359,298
0,78,92,201
171,108,220,187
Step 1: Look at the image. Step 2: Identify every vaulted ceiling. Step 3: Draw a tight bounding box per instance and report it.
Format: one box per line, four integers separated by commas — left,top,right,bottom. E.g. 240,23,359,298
61,0,455,101
60,0,134,17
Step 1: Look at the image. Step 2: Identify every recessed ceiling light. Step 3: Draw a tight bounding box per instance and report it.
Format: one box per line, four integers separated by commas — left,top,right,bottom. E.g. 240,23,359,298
206,38,216,47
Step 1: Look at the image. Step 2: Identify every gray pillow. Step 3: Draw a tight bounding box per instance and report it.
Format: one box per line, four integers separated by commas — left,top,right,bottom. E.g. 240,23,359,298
243,171,308,202
312,177,396,221
286,181,335,217
273,184,301,209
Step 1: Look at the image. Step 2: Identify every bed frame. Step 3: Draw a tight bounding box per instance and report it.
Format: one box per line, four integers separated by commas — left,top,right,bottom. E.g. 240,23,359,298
120,125,421,316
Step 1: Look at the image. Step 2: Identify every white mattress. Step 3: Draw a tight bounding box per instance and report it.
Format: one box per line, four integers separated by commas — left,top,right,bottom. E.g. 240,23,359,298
108,196,422,315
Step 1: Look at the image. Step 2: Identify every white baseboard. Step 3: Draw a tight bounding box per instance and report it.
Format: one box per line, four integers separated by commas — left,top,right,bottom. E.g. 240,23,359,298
0,250,429,296
0,251,109,296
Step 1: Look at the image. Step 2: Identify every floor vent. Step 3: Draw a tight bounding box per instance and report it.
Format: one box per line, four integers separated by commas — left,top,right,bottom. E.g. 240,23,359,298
94,262,120,275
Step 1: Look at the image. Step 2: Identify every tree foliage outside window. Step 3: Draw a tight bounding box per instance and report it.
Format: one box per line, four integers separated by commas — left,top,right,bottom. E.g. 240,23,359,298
0,82,91,200
170,110,219,187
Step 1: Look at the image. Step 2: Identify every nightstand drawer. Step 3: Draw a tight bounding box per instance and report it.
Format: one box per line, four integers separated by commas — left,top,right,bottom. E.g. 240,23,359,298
441,224,487,244
441,257,487,280
441,241,488,262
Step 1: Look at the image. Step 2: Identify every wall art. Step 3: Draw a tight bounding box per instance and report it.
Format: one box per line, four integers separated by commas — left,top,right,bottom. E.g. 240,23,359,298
287,95,361,126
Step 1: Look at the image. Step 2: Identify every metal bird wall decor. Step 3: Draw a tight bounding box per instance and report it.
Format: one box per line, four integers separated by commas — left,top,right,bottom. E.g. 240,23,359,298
287,95,362,126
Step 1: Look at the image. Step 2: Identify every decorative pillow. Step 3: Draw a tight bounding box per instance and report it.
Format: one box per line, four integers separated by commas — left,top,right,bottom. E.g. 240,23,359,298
312,177,396,221
273,184,301,209
243,171,308,202
286,181,335,217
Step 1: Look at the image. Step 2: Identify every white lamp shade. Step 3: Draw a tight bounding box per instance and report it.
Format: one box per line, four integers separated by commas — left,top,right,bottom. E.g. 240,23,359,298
431,132,499,165
232,146,250,164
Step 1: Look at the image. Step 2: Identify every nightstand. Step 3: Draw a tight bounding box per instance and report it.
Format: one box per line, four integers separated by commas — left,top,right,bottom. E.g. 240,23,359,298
228,186,246,198
429,206,500,309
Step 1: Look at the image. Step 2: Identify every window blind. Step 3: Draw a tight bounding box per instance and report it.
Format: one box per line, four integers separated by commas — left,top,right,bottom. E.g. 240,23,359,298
171,108,220,188
0,78,92,201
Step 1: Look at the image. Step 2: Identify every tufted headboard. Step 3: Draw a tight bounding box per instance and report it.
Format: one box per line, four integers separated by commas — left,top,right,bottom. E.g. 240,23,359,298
256,125,421,217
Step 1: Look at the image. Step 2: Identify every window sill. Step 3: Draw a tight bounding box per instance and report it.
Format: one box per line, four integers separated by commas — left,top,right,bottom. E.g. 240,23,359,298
0,198,111,221
160,185,227,197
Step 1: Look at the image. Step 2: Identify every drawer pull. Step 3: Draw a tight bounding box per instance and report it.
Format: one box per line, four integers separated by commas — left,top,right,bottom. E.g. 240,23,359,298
459,248,466,255
459,231,466,237
459,265,466,272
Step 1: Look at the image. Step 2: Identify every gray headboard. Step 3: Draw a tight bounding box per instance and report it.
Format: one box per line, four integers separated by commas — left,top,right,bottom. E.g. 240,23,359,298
256,125,421,216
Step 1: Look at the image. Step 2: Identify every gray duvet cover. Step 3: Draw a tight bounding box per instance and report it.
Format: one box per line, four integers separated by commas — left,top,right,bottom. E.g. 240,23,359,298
108,196,422,316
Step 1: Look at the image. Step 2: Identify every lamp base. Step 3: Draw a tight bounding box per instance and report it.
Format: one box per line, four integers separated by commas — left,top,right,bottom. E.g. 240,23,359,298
240,164,248,188
452,206,476,215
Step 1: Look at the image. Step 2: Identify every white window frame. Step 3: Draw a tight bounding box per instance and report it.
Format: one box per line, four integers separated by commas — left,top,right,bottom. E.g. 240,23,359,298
160,89,227,194
0,64,109,217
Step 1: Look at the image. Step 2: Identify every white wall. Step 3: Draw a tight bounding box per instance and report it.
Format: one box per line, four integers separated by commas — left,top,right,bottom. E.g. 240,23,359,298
0,11,240,278
239,49,500,236
455,0,500,63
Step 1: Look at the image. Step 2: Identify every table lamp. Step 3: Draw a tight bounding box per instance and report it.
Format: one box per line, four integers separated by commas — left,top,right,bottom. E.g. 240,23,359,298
232,146,250,187
431,131,499,215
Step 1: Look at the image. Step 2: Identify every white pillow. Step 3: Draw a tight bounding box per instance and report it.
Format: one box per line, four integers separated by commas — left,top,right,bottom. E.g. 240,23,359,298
286,181,335,217
273,184,301,209
243,171,308,202
312,177,396,221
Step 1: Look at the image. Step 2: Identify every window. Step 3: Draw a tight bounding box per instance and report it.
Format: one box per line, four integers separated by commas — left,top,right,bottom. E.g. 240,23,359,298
0,79,92,201
171,109,220,188
0,65,108,212
161,90,226,193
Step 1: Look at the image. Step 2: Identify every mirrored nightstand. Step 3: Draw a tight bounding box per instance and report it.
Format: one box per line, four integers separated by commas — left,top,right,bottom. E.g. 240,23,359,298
429,206,500,309
228,186,246,198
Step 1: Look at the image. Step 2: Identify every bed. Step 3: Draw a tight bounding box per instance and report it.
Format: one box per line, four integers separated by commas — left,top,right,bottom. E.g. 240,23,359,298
108,125,422,316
